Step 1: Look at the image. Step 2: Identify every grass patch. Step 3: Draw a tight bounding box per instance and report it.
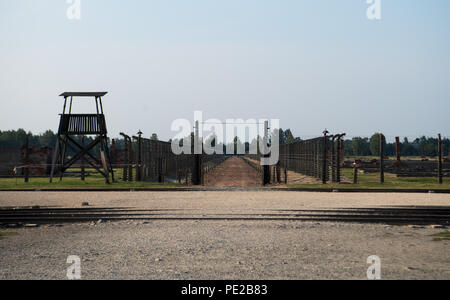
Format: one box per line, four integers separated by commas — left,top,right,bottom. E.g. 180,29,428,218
0,232,19,240
432,238,450,242
432,231,450,238
287,168,450,190
0,168,185,190
345,156,439,162
431,231,450,242
3,166,450,191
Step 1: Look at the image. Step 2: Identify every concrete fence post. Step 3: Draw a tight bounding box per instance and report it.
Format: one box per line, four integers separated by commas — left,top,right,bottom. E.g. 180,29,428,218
379,133,385,184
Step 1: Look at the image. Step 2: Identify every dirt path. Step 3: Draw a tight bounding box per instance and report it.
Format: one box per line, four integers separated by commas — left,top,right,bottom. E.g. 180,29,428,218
204,157,261,187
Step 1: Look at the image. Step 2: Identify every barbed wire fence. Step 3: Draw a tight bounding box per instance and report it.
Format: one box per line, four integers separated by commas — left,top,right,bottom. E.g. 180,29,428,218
4,131,449,186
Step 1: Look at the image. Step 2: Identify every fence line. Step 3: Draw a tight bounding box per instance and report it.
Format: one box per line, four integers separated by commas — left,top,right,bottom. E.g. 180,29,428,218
6,131,448,186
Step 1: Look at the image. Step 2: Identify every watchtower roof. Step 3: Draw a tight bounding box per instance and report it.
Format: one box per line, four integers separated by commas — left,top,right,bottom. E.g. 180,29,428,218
59,92,108,97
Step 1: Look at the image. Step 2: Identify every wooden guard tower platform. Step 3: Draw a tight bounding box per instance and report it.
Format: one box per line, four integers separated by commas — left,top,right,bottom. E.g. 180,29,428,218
50,92,114,183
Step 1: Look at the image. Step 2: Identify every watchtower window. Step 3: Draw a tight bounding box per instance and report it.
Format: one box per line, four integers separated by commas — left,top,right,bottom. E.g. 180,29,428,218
58,114,107,135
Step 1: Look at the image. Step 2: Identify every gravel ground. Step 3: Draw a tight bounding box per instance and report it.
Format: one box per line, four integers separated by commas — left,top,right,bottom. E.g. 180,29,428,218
0,191,449,280
1,220,449,280
0,191,449,210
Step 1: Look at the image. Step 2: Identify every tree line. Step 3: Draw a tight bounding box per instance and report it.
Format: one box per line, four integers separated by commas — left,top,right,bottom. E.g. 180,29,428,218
0,129,448,157
342,134,449,157
0,129,57,148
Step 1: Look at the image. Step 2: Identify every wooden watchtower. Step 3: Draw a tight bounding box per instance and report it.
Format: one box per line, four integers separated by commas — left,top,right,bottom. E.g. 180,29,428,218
50,92,114,183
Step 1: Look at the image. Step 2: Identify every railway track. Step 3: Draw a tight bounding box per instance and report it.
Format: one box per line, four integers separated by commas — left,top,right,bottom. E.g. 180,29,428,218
0,206,449,226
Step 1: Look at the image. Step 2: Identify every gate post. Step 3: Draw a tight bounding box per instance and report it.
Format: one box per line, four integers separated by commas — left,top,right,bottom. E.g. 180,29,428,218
192,121,202,185
262,121,271,185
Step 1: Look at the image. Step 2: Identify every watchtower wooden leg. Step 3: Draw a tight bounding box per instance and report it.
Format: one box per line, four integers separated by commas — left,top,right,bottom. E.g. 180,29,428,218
100,140,110,184
49,138,61,183
104,139,115,182
59,135,68,181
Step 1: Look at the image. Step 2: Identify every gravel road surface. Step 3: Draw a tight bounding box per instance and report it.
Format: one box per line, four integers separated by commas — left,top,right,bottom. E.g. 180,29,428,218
0,191,449,280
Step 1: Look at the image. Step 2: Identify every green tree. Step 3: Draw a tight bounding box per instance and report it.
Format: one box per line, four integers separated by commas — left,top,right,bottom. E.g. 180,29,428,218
343,139,353,156
369,133,386,156
401,137,416,156
38,130,57,147
277,128,285,145
284,129,295,144
0,129,28,147
351,137,370,156
275,128,295,145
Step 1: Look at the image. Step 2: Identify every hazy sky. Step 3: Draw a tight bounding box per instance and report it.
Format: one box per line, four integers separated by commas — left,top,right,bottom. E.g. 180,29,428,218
1,0,449,141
